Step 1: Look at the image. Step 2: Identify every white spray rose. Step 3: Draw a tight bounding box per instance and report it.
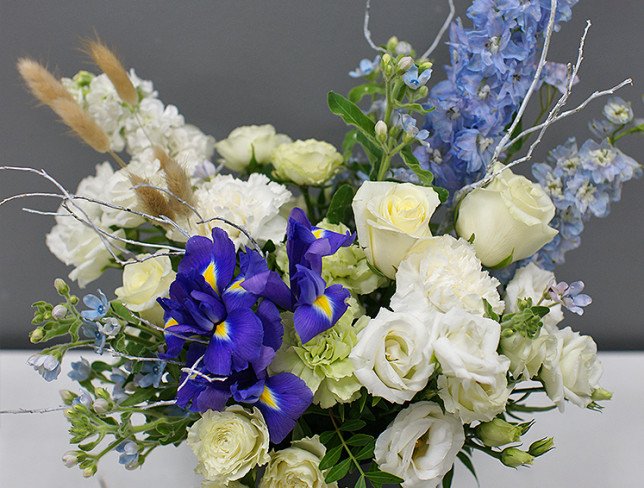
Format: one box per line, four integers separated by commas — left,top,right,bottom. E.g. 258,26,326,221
504,263,563,327
114,253,175,313
455,163,558,267
215,124,291,172
187,406,270,485
438,372,511,424
391,235,504,316
272,139,343,186
350,308,438,404
374,402,465,488
352,181,441,278
260,436,337,488
540,326,604,409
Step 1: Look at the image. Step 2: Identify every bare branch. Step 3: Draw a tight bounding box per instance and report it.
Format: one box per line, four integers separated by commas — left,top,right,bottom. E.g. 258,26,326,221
421,0,456,60
0,406,67,415
363,0,387,53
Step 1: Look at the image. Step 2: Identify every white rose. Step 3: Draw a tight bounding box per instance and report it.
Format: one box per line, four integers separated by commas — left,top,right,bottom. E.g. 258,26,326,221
374,402,464,488
438,372,511,423
215,124,291,172
500,327,558,381
272,139,343,186
540,326,604,409
114,254,175,312
455,163,558,267
350,308,438,403
259,436,337,488
391,235,504,316
352,181,441,278
504,263,563,327
187,406,270,485
432,308,510,384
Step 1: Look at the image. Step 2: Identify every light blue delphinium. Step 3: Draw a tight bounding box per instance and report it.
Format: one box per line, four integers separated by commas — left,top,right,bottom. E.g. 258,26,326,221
80,290,109,321
116,441,140,470
399,114,430,146
402,65,432,90
81,317,121,354
349,56,381,78
110,367,130,403
134,361,166,389
68,357,92,382
27,353,61,382
602,97,633,125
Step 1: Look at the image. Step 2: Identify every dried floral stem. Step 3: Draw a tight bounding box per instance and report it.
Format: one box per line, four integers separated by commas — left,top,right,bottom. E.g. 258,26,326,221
0,406,68,415
363,0,387,53
421,0,456,60
85,39,138,105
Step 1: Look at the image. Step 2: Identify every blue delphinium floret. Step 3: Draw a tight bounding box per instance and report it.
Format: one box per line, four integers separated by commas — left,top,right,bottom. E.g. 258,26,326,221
116,441,140,470
349,56,381,78
134,361,166,389
402,64,432,90
80,290,109,321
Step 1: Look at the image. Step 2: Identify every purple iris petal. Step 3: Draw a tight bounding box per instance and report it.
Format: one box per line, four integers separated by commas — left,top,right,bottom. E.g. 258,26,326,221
241,271,293,310
256,300,284,351
230,378,265,404
179,229,236,294
257,373,313,443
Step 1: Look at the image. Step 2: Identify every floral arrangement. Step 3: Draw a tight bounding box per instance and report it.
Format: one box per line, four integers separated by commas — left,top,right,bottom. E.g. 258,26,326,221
2,0,642,486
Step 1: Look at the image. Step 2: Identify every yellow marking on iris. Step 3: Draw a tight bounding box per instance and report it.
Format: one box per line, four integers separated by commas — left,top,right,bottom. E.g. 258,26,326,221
164,318,178,329
202,262,218,292
260,386,278,409
213,321,230,340
228,278,245,293
313,294,333,320
312,228,326,239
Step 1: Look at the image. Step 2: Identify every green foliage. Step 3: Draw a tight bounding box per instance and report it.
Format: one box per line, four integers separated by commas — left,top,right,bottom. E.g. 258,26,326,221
328,91,376,141
326,184,355,225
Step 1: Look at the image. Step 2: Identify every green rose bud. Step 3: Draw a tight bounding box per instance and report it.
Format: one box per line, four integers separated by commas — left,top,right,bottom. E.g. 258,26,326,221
528,437,555,457
501,447,534,468
476,418,522,447
591,387,613,401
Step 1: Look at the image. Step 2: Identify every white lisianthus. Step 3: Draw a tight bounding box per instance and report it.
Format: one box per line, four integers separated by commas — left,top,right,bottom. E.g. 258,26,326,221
540,326,604,409
114,253,175,313
438,371,511,424
215,124,291,172
374,402,465,488
351,181,441,278
177,173,292,248
350,308,438,403
455,163,558,267
500,326,558,381
504,263,563,327
391,235,504,316
187,406,270,485
272,139,343,186
270,301,367,408
260,436,337,488
432,308,510,383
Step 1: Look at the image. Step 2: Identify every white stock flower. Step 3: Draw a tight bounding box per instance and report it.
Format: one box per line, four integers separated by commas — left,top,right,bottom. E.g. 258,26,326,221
455,163,558,267
504,263,563,327
272,139,343,186
114,253,175,312
351,181,441,278
215,124,291,172
350,308,438,404
179,173,292,248
260,436,337,488
540,326,604,409
374,402,465,488
187,406,270,485
391,235,504,316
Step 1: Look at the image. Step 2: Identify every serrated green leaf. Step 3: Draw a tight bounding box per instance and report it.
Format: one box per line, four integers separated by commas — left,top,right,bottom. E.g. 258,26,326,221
346,434,374,447
324,457,352,483
339,419,366,432
319,444,343,471
328,91,376,139
326,184,355,225
349,83,385,103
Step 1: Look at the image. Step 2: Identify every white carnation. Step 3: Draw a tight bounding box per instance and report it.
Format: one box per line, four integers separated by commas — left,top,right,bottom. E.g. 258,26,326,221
391,235,504,316
504,263,563,327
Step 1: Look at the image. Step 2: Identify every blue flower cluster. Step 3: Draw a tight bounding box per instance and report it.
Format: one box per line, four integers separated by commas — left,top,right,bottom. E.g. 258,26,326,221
414,0,579,195
158,209,353,442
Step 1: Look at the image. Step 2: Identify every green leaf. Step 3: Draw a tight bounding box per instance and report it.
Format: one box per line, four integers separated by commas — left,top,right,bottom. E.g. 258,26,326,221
433,185,449,203
354,443,375,461
319,444,343,471
118,387,156,407
397,102,434,114
355,476,367,488
319,430,338,445
326,184,355,225
442,467,455,488
328,91,376,139
324,458,352,483
349,83,385,103
488,251,514,270
342,129,359,161
365,469,405,484
457,452,479,485
346,434,374,447
400,146,434,185
339,419,366,432
110,301,140,324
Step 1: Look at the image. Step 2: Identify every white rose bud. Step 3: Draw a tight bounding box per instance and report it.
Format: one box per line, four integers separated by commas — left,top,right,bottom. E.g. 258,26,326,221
114,254,176,313
215,124,292,172
272,139,343,186
375,120,388,143
455,163,558,267
259,436,337,488
375,402,465,488
187,406,270,485
352,181,440,278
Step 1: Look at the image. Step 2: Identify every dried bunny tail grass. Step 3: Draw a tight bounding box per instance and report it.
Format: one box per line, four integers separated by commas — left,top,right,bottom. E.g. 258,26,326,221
153,146,194,216
84,39,137,105
128,173,176,220
16,58,72,106
50,98,110,153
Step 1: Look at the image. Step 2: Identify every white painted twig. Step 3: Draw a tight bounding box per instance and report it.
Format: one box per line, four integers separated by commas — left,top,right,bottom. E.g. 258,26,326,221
421,0,456,60
197,215,263,253
0,406,67,415
363,0,387,53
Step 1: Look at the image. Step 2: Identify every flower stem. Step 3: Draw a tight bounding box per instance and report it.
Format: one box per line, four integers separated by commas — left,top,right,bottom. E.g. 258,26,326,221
329,411,366,480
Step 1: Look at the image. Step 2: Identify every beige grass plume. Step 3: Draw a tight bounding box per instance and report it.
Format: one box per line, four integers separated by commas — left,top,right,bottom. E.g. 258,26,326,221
50,98,110,153
153,146,194,216
85,39,137,105
16,58,72,106
129,174,176,220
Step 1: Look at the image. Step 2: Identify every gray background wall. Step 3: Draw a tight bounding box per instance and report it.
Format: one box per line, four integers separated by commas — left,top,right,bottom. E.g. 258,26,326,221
0,1,642,350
